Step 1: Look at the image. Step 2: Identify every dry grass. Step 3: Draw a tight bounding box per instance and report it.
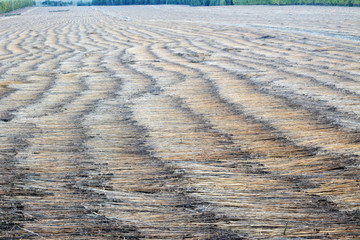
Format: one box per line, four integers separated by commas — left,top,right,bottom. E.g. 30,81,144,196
0,5,359,239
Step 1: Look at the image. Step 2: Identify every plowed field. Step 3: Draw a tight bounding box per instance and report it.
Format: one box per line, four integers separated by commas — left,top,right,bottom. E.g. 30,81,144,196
1,5,359,239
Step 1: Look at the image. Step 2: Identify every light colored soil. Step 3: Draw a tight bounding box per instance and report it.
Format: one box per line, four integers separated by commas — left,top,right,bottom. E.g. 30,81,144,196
0,5,359,239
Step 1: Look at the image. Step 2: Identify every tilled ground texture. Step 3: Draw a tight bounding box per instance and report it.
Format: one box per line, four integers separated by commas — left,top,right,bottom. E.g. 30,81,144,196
0,5,359,239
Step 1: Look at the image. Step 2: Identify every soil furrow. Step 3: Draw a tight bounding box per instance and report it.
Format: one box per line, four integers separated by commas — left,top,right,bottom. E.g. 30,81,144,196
160,38,359,156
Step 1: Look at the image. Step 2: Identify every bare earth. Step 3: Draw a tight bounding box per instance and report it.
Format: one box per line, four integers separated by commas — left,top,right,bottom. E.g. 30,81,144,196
0,5,359,239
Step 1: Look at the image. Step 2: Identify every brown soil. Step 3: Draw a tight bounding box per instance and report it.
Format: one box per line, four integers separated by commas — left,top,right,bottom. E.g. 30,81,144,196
0,5,359,239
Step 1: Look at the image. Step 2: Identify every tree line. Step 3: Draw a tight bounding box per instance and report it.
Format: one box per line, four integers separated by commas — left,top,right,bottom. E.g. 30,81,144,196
41,0,73,6
92,0,359,5
0,0,34,13
0,0,357,14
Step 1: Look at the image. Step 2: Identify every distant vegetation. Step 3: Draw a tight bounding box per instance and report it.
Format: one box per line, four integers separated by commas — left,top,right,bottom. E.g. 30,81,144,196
41,0,73,6
0,0,357,14
91,0,359,6
77,0,92,5
233,0,359,5
0,0,33,13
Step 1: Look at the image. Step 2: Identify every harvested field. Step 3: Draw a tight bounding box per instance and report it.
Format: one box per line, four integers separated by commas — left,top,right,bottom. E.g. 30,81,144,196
0,5,359,239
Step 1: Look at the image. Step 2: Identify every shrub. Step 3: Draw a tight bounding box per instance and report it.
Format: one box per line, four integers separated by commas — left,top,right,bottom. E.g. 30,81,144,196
0,0,33,13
